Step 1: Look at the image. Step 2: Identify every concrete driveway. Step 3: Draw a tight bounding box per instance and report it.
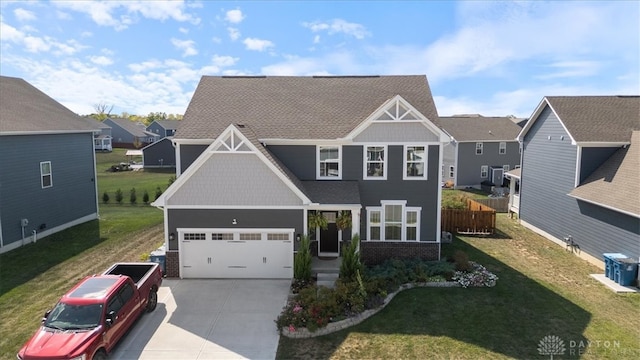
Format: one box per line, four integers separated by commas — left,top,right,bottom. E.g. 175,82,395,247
111,279,291,360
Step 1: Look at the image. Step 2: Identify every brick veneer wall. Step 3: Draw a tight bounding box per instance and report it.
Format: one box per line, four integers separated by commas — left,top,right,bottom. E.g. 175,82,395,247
165,250,180,278
360,241,440,266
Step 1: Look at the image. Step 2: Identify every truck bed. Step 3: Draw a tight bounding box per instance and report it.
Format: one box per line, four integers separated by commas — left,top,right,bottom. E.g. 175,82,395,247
103,263,158,285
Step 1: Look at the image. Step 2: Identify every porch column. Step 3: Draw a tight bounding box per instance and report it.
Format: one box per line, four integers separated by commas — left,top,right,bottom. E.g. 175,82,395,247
351,209,360,239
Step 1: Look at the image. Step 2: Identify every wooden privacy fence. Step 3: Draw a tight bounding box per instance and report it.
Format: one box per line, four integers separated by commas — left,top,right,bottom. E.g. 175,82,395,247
442,198,496,235
475,197,509,213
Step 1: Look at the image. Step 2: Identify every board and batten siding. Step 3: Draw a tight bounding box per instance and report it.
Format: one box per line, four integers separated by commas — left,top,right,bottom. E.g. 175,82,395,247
0,133,98,250
520,106,639,261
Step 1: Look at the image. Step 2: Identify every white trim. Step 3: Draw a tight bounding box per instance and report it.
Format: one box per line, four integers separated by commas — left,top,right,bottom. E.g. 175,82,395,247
567,193,640,219
152,124,312,207
574,141,629,147
517,98,577,145
260,138,351,146
437,142,443,243
454,142,459,187
172,138,215,145
159,204,309,210
403,145,428,180
363,144,387,180
0,130,95,136
364,200,422,241
40,161,52,188
480,165,488,178
316,145,342,180
499,142,507,154
175,142,182,177
574,146,582,188
475,142,483,155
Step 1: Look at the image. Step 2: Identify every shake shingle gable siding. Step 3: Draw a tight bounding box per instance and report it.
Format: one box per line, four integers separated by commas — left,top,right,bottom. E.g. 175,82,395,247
155,75,448,277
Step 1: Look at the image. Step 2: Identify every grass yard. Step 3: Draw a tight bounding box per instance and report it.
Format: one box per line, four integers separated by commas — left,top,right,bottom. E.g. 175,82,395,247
0,149,170,359
276,215,640,359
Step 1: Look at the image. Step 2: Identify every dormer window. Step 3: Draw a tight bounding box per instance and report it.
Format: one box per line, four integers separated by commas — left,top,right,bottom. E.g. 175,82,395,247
317,146,341,179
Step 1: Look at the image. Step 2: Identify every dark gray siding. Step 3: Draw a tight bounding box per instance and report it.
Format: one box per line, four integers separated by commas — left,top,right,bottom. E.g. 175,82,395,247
521,106,639,260
146,122,165,138
580,147,618,182
456,141,520,187
0,133,98,248
143,138,176,167
179,144,208,173
167,208,304,250
267,145,316,180
104,120,135,145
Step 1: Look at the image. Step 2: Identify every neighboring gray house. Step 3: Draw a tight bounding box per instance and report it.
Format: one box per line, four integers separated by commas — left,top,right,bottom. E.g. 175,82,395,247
103,117,159,148
0,76,100,254
86,117,112,151
152,75,449,279
147,120,180,139
142,136,176,168
517,96,640,267
440,115,522,189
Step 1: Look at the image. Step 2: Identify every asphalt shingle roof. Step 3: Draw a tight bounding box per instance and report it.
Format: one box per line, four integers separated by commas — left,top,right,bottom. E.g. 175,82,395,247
0,76,98,134
177,75,440,140
545,96,640,142
438,115,522,141
154,120,180,130
569,131,640,217
106,118,156,137
301,181,361,204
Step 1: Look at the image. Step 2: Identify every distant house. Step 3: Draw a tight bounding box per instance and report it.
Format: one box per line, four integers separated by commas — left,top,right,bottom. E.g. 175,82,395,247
517,96,640,267
0,76,100,254
103,117,159,148
146,120,180,139
439,115,522,189
86,117,112,151
152,75,449,279
142,137,176,168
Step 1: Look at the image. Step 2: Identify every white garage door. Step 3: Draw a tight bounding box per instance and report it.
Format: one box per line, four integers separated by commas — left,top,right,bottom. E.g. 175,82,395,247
179,228,294,279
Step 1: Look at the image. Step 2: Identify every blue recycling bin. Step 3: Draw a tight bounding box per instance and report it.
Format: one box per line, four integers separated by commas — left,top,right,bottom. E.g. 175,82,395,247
616,258,638,286
603,253,626,280
149,246,166,276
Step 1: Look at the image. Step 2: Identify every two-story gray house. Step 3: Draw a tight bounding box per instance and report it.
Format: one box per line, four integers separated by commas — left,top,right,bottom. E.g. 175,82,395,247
103,117,159,148
440,115,522,189
517,96,639,267
152,75,449,278
146,120,179,139
0,76,100,253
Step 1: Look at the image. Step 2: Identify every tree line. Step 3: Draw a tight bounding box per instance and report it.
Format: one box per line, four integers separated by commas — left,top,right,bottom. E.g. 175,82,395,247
87,103,182,125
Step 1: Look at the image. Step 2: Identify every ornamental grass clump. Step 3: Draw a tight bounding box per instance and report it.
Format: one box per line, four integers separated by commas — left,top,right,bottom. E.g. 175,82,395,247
452,261,498,288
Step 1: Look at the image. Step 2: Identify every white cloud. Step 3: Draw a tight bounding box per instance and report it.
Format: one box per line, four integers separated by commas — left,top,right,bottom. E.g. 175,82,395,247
89,55,113,66
303,19,370,39
179,27,189,34
313,35,320,44
243,37,274,52
535,61,601,80
225,9,244,23
261,52,359,76
14,8,36,22
52,0,200,30
227,27,240,41
171,38,198,57
212,54,238,67
0,18,85,55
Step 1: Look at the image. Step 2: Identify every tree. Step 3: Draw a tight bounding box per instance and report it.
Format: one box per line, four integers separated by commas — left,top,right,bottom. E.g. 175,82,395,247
93,103,114,121
102,192,110,204
155,186,163,200
339,234,363,282
293,235,312,282
129,188,137,205
143,190,150,204
115,188,123,204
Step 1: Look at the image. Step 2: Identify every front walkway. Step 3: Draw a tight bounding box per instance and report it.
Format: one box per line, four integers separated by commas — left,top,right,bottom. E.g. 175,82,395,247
311,256,341,274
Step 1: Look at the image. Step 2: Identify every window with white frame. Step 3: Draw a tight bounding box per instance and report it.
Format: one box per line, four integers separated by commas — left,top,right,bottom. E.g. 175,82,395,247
503,164,510,172
364,145,386,179
404,145,427,179
317,146,341,179
40,161,52,188
476,142,483,155
366,201,421,241
448,166,455,178
499,142,507,154
480,165,488,178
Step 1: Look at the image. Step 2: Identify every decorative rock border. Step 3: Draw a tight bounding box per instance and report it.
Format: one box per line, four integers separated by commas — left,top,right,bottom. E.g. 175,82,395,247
281,281,460,338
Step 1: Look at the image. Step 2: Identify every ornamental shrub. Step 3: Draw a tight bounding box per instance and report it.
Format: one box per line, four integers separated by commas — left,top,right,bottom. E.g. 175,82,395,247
142,190,149,204
340,234,363,282
129,188,137,205
115,188,123,204
294,235,312,282
102,191,110,204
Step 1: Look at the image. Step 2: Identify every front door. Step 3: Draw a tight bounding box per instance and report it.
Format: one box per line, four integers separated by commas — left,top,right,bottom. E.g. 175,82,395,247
319,212,339,256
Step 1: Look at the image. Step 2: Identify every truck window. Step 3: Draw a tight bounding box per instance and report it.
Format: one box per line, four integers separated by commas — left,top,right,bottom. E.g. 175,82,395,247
107,295,123,314
119,283,134,304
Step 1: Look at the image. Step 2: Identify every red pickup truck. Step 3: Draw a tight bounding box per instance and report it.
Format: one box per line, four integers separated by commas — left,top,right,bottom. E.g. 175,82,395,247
17,262,163,360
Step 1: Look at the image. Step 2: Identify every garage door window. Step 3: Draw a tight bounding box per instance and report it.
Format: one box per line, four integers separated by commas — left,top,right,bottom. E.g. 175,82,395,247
268,233,290,240
212,233,233,240
239,233,261,240
184,233,206,240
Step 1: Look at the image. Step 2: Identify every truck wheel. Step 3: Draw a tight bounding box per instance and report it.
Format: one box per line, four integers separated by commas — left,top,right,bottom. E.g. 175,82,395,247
146,289,158,312
93,350,107,360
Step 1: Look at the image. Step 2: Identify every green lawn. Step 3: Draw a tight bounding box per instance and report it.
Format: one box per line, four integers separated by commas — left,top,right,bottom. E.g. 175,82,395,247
0,149,169,359
276,215,640,359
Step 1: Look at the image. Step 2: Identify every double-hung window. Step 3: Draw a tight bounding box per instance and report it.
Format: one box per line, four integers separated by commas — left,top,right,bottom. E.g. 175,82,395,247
480,165,489,178
499,142,507,154
317,146,341,179
476,142,483,155
40,161,52,188
404,145,427,179
364,145,386,179
366,201,421,241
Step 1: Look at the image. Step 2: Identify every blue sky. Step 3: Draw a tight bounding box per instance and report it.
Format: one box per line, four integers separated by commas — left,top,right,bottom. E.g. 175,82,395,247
1,1,638,118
